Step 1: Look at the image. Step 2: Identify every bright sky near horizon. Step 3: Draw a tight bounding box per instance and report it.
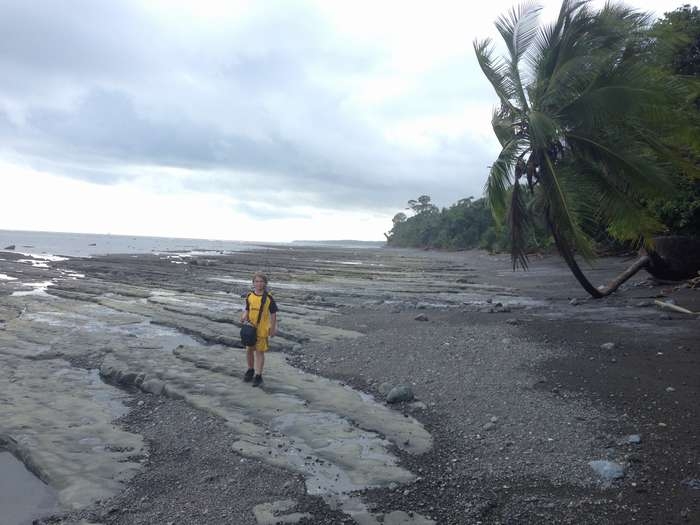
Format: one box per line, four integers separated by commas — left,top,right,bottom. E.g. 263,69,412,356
0,0,685,242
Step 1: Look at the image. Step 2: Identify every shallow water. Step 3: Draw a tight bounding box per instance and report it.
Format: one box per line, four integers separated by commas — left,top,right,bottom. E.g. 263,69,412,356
0,451,58,525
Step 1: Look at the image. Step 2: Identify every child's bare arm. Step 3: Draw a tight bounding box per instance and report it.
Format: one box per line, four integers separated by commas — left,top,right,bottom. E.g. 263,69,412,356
269,313,277,337
240,310,249,323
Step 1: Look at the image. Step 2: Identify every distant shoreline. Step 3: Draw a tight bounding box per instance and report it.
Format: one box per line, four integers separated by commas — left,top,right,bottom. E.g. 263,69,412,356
0,229,385,258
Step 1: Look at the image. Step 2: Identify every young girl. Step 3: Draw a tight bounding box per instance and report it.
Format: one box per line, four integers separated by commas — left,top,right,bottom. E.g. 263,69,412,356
240,271,278,387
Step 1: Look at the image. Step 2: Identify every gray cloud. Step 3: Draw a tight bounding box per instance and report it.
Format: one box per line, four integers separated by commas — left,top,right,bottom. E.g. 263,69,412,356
0,0,497,218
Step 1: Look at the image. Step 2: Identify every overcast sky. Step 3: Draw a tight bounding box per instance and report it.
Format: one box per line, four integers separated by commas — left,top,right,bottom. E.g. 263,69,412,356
0,0,683,241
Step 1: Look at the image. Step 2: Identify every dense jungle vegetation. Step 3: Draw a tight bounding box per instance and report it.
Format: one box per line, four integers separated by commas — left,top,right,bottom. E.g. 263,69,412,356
386,5,699,253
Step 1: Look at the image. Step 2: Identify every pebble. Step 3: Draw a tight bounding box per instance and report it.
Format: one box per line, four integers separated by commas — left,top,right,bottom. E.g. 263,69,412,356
665,386,676,392
588,460,625,482
681,478,700,490
600,342,616,350
625,434,642,444
414,314,429,322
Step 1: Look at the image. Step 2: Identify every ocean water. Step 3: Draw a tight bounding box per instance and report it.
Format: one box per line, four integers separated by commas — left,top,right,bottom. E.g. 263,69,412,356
0,230,386,259
0,230,263,258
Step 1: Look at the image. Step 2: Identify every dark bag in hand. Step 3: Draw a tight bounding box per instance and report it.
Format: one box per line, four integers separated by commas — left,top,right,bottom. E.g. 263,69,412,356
240,322,257,346
240,291,267,347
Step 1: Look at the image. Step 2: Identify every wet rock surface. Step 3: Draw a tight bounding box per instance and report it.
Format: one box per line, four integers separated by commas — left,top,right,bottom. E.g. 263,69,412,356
1,246,698,524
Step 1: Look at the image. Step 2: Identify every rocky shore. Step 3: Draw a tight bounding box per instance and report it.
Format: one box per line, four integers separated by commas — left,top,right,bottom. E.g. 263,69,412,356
0,245,697,524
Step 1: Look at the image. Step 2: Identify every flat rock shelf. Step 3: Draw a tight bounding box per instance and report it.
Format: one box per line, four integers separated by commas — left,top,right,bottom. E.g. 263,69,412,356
0,245,698,524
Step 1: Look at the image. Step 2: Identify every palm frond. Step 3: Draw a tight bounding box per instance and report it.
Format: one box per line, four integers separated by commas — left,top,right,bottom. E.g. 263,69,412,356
532,0,597,105
473,38,518,112
495,1,543,63
566,133,673,197
539,151,596,259
484,137,528,224
494,1,542,111
507,181,531,269
560,156,664,245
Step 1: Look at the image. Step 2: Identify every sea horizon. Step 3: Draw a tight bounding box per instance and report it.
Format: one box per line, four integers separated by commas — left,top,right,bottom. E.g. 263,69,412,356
0,229,385,258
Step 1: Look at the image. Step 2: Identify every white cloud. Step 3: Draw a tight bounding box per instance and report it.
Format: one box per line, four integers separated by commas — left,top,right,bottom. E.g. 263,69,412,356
0,162,392,241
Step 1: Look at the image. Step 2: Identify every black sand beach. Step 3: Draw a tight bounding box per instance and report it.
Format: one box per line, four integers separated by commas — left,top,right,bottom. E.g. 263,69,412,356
0,245,698,524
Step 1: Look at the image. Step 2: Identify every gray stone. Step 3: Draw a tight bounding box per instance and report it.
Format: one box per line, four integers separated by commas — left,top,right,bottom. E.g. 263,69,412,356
681,478,700,490
378,382,393,395
116,371,138,385
588,460,625,482
141,378,165,396
253,499,311,525
414,314,429,322
625,434,642,444
386,384,414,404
600,342,616,351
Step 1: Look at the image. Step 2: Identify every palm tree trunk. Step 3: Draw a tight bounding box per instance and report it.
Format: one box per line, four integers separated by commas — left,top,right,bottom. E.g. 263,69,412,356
597,255,651,296
551,232,605,298
548,218,651,298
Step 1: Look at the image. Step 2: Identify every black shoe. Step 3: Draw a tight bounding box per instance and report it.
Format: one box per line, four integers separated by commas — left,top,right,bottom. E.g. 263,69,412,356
243,368,255,382
252,374,263,387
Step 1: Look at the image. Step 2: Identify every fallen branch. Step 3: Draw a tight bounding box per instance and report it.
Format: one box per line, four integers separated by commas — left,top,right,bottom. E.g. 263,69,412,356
654,300,698,315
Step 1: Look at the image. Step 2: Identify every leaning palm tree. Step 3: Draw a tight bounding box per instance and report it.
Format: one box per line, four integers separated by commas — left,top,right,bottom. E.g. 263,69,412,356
474,0,698,297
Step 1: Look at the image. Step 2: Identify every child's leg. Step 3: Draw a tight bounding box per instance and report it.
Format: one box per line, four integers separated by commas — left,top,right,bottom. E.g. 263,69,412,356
254,350,265,375
246,347,255,369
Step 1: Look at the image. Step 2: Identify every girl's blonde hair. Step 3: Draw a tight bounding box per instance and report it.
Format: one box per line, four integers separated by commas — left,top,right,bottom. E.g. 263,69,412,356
252,271,268,285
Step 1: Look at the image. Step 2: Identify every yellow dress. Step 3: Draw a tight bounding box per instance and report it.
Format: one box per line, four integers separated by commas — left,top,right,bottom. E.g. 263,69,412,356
245,292,278,352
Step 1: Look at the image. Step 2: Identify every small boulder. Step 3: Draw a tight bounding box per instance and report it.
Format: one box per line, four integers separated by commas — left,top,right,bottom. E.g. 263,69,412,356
386,384,415,403
600,342,616,351
414,313,429,322
3,244,15,250
378,382,393,396
142,378,165,396
118,371,139,386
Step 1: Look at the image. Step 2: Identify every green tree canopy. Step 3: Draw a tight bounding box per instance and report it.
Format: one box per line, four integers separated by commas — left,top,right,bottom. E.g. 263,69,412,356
474,0,699,297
